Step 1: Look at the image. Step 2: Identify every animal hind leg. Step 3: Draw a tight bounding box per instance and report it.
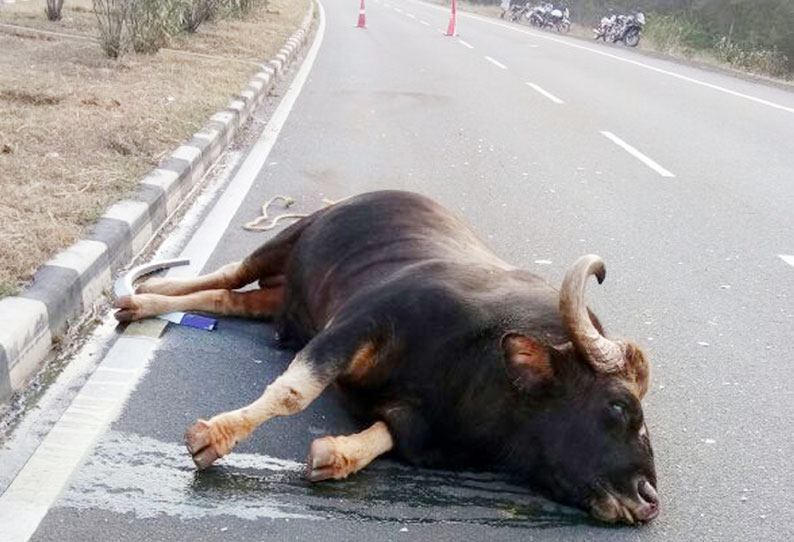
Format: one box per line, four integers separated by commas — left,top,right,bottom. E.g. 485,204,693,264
136,261,253,297
114,286,284,322
136,209,316,297
305,421,394,481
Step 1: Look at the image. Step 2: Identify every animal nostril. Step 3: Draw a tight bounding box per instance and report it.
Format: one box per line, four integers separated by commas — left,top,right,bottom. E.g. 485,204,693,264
638,478,658,505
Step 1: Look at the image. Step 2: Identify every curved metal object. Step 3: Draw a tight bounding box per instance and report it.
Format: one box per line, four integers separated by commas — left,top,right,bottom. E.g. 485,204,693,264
114,258,190,298
113,258,215,331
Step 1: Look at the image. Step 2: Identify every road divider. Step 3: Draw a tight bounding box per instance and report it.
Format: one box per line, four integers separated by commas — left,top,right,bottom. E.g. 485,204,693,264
526,82,564,104
600,131,676,178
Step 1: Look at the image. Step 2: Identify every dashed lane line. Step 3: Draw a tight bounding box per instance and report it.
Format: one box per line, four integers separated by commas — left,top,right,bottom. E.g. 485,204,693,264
526,82,564,104
780,255,794,268
420,19,429,25
458,39,474,49
600,131,676,178
484,55,507,69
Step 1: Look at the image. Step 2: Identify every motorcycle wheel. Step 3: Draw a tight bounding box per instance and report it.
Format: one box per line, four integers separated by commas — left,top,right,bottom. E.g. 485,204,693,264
624,29,640,47
557,21,570,33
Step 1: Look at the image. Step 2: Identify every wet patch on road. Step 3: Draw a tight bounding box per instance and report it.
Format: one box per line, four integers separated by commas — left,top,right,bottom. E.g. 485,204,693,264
58,430,589,528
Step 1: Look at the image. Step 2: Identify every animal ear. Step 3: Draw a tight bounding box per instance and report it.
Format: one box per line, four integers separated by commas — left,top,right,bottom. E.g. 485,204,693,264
501,333,555,389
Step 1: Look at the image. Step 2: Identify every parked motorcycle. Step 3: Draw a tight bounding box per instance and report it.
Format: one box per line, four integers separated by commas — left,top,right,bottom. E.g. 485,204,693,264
594,11,645,47
509,2,531,24
528,3,570,33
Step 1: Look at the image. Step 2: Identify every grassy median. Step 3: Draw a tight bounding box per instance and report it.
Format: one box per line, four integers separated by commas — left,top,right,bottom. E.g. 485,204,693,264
0,0,309,297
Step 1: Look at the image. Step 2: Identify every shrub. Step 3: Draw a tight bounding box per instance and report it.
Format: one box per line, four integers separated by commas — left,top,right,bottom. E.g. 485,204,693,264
125,0,177,53
181,0,220,33
714,37,789,78
45,0,65,21
93,0,125,58
220,0,257,19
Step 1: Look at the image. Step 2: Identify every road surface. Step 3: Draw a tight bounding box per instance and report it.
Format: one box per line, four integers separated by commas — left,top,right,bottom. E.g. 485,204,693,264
2,0,794,540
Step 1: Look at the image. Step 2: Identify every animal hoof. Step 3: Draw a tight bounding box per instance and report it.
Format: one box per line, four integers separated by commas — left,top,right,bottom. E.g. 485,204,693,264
185,419,222,470
113,295,137,322
304,437,346,482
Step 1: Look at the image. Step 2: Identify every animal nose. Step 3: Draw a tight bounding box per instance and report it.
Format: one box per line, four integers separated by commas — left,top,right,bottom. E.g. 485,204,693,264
636,478,660,521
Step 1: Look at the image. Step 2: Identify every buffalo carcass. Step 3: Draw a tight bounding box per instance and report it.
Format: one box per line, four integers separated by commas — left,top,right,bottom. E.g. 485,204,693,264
115,190,659,524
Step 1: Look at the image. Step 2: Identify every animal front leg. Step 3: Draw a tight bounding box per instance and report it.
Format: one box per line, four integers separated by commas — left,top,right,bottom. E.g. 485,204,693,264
185,355,326,469
305,421,394,481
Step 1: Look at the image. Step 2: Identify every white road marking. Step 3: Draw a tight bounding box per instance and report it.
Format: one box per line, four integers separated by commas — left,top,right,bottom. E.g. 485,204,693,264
407,13,416,19
780,255,794,268
527,44,539,48
526,82,564,104
458,39,473,49
600,131,676,178
0,2,330,540
420,19,429,25
410,0,794,115
484,56,507,69
394,7,402,12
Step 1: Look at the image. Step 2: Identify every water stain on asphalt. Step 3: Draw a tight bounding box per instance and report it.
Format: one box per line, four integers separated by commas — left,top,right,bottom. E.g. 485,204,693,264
58,430,589,528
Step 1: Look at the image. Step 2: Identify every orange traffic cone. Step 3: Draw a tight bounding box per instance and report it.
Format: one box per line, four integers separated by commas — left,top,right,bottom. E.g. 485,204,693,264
357,0,366,28
446,0,457,36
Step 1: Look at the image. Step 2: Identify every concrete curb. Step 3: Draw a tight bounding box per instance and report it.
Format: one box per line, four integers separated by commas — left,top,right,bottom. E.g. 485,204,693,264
0,1,316,404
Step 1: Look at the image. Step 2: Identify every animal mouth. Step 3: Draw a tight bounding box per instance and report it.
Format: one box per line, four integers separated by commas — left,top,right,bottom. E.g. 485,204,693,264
589,478,659,525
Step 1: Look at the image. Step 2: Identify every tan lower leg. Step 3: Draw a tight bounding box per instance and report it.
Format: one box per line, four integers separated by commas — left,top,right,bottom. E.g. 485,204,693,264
137,261,248,296
115,287,283,321
305,421,394,481
185,357,327,469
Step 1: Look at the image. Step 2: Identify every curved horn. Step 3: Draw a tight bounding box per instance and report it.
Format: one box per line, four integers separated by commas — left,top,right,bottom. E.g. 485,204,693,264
559,255,625,373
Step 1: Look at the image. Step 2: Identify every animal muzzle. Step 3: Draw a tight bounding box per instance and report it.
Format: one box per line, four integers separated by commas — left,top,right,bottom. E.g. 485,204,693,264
589,476,659,525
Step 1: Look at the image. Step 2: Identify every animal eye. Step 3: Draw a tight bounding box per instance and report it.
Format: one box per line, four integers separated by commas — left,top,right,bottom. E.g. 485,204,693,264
610,402,626,416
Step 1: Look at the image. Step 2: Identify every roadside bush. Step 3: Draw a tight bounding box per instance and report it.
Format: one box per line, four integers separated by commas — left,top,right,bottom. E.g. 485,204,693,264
643,13,716,56
93,0,125,58
714,37,789,78
221,0,257,19
125,0,181,53
45,0,65,21
181,0,220,33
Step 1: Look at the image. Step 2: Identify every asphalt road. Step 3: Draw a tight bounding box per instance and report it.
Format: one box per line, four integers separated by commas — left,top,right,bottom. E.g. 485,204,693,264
2,0,794,540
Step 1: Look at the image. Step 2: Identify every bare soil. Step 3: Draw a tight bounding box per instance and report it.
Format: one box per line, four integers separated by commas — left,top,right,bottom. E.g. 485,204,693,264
0,0,309,297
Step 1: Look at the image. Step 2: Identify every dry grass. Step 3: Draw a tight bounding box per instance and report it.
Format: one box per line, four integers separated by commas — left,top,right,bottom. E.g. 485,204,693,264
0,0,309,297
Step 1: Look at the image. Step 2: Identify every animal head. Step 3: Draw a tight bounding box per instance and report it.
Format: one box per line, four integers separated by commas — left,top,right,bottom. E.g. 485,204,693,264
501,255,658,525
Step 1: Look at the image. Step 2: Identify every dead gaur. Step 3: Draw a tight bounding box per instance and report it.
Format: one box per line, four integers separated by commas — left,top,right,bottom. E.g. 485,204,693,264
114,190,659,524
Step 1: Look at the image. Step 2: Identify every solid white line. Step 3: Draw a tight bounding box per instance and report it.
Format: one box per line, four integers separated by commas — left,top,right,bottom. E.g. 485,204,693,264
526,82,564,104
458,39,474,49
170,4,327,280
484,56,507,69
600,131,676,178
0,3,329,541
409,0,794,115
0,334,162,542
780,255,794,268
